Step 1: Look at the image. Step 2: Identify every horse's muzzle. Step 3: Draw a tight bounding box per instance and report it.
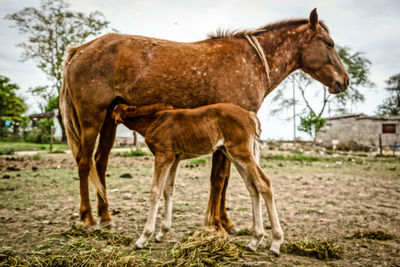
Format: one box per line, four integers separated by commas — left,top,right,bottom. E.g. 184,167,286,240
330,79,348,94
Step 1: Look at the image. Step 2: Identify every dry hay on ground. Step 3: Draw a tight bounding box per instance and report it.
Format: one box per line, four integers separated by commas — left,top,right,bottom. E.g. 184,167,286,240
163,227,242,266
282,239,343,260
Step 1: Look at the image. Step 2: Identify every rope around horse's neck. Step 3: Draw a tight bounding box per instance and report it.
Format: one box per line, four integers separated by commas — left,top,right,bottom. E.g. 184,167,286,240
244,34,270,82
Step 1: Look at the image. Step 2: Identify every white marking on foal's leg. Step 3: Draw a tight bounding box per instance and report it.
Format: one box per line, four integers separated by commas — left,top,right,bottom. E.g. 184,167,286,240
266,197,284,256
255,165,284,256
155,161,179,243
135,157,172,249
233,162,264,252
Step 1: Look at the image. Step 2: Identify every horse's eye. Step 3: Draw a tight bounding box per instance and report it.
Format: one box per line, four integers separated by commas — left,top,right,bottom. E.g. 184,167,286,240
327,42,334,48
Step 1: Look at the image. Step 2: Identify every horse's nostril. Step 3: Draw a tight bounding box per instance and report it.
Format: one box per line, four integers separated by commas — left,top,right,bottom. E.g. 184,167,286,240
345,78,349,87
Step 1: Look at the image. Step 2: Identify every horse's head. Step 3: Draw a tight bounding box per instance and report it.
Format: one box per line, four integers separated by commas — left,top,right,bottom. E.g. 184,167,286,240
300,9,349,94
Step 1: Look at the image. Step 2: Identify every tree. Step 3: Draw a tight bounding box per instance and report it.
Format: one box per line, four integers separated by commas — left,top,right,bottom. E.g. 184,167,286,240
5,0,111,141
269,45,373,140
0,75,26,136
377,74,400,116
297,111,326,141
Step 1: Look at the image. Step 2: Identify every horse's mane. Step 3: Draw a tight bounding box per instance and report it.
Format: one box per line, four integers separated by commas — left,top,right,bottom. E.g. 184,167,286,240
127,103,174,118
208,18,329,39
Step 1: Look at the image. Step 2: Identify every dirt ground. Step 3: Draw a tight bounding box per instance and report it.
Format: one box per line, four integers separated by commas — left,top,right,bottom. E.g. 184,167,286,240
0,149,399,266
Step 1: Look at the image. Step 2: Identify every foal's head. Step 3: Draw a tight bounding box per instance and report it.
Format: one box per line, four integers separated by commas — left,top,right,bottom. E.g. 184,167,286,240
300,9,349,94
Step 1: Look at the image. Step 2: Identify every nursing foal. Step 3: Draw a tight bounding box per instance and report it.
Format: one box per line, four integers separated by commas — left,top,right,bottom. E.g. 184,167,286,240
112,103,284,255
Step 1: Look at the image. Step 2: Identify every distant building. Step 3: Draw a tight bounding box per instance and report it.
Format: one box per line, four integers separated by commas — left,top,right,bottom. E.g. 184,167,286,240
316,114,400,148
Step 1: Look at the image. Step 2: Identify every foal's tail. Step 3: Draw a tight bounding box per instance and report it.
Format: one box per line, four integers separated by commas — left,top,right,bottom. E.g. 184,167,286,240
59,46,105,199
250,112,261,164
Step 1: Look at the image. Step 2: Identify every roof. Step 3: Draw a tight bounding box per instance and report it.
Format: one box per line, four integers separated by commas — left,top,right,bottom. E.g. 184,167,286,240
325,113,400,121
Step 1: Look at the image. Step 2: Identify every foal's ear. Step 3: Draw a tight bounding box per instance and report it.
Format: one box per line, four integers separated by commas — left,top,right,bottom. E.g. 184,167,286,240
309,8,318,29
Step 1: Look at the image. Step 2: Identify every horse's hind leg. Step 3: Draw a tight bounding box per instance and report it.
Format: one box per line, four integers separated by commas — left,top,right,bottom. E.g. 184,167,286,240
233,162,264,251
205,150,235,233
78,124,102,230
95,114,117,228
227,145,284,255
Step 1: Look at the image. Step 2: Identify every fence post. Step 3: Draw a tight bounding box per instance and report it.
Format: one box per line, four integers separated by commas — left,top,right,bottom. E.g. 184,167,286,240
379,133,382,155
133,131,138,150
50,125,54,152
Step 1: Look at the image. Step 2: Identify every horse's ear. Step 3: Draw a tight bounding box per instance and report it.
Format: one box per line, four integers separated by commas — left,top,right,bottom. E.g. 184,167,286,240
309,8,318,29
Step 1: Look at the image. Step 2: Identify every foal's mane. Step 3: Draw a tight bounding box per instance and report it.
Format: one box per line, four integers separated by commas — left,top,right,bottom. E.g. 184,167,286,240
208,18,329,39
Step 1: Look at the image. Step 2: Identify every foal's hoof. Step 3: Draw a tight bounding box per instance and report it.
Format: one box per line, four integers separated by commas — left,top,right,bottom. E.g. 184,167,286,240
227,227,238,234
133,243,144,250
268,249,280,257
155,233,164,243
247,244,257,252
83,224,99,232
100,220,116,229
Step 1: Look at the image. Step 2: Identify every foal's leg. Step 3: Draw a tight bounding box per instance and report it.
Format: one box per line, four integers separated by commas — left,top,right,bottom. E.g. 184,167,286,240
228,146,284,255
95,115,117,228
205,150,235,233
78,125,102,230
134,153,174,249
253,164,284,256
155,160,179,242
233,162,264,251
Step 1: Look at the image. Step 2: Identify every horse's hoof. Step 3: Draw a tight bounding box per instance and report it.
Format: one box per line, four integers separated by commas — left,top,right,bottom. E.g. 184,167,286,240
100,220,116,229
268,249,280,257
227,227,238,234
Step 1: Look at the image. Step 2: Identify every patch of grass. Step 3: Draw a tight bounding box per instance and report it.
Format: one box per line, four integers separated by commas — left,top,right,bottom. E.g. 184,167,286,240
291,149,304,155
235,228,252,236
283,239,343,260
374,154,399,159
164,227,242,266
60,224,133,246
0,141,68,152
352,230,394,240
355,153,368,157
49,149,65,154
31,153,43,160
0,184,19,192
262,154,320,162
0,147,15,155
118,149,152,157
189,158,206,164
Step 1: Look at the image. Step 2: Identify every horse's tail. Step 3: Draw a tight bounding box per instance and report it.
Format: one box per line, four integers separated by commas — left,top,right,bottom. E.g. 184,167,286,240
60,46,105,199
250,112,261,164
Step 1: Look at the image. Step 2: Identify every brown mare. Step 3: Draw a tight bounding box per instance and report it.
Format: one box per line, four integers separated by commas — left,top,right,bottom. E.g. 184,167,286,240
111,103,283,254
60,9,348,234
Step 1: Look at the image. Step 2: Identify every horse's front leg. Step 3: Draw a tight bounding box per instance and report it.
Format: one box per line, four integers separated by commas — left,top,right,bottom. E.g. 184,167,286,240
155,160,179,242
205,150,236,233
134,153,174,249
95,115,117,228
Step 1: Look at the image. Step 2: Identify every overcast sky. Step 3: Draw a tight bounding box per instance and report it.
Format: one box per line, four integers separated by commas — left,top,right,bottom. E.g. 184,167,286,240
1,0,399,140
